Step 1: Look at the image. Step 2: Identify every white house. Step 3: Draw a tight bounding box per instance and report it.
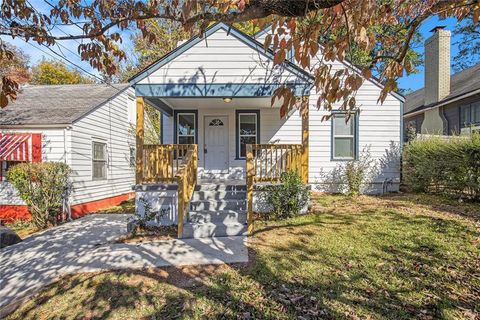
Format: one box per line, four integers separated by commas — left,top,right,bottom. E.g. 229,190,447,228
128,23,404,239
0,83,137,222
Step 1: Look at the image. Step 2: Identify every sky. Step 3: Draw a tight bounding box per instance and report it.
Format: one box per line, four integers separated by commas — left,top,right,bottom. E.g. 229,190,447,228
1,1,466,91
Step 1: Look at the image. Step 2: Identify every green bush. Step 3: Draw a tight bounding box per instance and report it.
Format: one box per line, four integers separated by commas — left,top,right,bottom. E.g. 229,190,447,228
403,134,480,200
264,171,309,220
7,162,71,229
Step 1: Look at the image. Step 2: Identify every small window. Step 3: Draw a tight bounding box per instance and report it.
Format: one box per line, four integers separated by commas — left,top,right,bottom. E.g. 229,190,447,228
460,105,471,128
177,113,196,144
472,102,480,125
237,112,259,159
332,113,357,160
92,141,107,180
129,146,135,167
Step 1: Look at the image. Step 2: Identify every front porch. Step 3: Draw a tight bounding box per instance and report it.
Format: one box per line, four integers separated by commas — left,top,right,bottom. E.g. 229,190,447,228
134,96,310,238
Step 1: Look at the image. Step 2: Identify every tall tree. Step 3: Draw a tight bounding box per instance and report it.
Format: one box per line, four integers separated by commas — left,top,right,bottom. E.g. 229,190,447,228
30,59,93,85
453,17,480,72
118,20,191,81
0,0,478,113
0,41,30,107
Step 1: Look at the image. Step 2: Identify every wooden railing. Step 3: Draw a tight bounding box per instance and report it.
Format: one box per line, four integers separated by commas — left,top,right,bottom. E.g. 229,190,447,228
246,144,305,234
175,144,198,238
140,143,197,238
142,144,193,183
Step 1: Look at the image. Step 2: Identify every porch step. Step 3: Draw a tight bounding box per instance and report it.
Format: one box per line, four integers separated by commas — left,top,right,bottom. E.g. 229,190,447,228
195,184,246,192
181,182,248,238
192,190,246,201
182,221,248,238
190,199,247,211
187,210,247,224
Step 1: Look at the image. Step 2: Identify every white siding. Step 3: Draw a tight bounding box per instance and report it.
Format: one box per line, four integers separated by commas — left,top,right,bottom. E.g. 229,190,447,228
140,25,402,194
69,87,136,205
139,28,305,85
307,55,402,193
0,127,67,205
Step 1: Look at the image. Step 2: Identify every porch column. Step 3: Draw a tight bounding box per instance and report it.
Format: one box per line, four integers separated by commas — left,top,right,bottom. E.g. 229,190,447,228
301,96,309,184
136,96,145,185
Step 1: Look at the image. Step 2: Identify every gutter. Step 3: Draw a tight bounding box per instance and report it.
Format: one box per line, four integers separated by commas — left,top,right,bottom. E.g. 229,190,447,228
404,88,480,118
0,124,71,129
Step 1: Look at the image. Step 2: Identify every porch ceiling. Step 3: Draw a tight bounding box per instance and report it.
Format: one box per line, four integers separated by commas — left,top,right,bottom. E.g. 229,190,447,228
161,97,281,109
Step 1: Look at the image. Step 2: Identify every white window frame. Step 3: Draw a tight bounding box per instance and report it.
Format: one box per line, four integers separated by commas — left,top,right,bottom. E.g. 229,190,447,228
237,113,258,159
92,140,108,180
332,113,357,161
176,112,196,144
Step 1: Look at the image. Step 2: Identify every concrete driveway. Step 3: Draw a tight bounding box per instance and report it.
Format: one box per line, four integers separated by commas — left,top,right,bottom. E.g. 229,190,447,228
0,214,248,317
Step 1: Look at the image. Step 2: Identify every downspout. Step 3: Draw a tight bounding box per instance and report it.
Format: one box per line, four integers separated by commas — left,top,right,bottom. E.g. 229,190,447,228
440,106,449,135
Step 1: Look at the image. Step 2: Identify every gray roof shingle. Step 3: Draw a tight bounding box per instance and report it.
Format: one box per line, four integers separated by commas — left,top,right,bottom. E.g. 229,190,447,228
0,83,129,125
404,63,480,115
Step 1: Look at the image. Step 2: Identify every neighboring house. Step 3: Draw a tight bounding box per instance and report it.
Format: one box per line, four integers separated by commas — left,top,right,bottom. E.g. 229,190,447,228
128,23,404,239
0,83,136,222
404,26,480,137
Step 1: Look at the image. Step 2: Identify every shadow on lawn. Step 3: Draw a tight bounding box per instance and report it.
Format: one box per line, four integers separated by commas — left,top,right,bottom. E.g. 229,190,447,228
8,202,480,320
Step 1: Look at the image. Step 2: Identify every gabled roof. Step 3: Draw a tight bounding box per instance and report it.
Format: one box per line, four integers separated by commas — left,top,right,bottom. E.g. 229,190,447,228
404,63,480,115
128,22,314,85
0,83,129,126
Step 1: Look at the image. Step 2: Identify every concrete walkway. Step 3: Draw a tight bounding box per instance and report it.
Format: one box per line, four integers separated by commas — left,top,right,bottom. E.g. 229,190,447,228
0,214,248,317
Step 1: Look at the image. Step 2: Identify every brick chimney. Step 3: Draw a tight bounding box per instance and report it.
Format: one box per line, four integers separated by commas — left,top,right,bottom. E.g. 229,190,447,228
424,26,451,105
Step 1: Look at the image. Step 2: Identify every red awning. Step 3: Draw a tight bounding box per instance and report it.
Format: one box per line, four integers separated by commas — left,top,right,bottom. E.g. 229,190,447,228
0,133,41,162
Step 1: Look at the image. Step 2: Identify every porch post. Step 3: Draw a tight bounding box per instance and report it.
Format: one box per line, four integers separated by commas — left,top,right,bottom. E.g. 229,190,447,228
246,144,254,234
136,96,145,185
301,96,309,184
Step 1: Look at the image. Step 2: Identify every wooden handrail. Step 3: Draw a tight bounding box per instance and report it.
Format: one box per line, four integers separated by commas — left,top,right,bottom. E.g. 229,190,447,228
246,143,305,234
142,144,194,184
250,144,304,182
175,144,198,238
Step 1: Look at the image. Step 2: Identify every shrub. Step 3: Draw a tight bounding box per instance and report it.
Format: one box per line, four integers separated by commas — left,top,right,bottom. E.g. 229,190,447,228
403,134,480,200
264,171,309,220
7,162,71,229
341,147,376,196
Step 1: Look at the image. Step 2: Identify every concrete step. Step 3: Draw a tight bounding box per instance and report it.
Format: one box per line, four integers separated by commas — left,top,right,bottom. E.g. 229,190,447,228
192,190,246,201
187,210,247,224
190,199,246,211
181,221,248,238
195,184,246,192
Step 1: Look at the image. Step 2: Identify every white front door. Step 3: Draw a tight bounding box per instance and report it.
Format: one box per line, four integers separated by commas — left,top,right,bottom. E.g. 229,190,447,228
204,116,229,174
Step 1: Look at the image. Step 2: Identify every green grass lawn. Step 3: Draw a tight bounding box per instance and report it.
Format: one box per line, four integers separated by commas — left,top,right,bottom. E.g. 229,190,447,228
7,194,480,320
